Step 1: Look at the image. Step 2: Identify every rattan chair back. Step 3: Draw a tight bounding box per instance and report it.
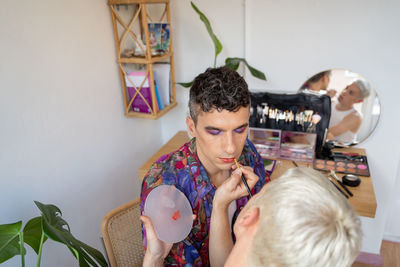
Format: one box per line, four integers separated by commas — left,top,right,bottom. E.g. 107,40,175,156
101,198,143,267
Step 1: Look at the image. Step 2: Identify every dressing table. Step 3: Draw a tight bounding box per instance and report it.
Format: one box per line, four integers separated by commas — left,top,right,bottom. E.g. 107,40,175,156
138,130,377,218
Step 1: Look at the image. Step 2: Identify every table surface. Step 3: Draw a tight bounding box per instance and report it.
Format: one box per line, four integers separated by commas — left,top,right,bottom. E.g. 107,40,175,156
138,131,377,218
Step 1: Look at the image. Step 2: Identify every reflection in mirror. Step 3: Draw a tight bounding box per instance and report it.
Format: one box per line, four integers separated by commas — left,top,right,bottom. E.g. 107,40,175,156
299,69,380,145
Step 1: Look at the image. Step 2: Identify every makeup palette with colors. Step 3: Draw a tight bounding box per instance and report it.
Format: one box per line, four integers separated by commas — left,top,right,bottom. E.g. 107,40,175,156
313,153,370,176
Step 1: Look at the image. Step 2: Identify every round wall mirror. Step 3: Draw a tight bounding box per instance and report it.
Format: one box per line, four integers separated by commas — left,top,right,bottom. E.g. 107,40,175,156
299,69,380,145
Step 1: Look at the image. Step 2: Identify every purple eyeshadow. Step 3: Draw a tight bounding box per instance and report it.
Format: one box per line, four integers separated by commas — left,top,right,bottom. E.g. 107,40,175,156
206,125,247,136
234,127,246,133
206,129,221,135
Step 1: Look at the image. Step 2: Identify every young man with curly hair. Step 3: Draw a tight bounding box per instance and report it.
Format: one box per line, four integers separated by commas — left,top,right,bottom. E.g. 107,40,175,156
140,67,269,266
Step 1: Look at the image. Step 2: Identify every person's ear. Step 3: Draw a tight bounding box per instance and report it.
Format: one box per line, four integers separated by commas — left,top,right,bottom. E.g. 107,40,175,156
323,74,329,83
323,74,330,87
237,207,260,228
186,116,196,137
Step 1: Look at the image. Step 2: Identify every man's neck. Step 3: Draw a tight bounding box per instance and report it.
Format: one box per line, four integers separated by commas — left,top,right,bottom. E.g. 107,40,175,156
309,80,324,92
336,102,353,111
224,233,253,267
195,144,232,188
209,170,231,188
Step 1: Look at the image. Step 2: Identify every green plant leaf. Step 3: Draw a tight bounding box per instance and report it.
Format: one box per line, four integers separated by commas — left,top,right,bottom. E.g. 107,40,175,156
177,81,194,88
34,201,108,267
75,239,107,267
225,57,267,81
263,159,273,166
0,221,26,264
23,217,47,254
225,58,240,71
191,1,222,67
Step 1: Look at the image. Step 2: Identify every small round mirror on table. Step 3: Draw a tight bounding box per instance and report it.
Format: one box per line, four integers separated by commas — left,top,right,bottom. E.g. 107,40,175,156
299,69,380,146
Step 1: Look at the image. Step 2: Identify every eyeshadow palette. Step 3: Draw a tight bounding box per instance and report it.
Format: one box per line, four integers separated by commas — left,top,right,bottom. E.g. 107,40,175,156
249,128,317,163
249,128,281,158
279,131,316,163
313,156,370,176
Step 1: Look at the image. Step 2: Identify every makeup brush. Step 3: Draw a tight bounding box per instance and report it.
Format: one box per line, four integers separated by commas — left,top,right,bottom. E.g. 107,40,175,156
306,113,321,132
312,113,321,124
329,170,353,197
327,175,349,199
234,159,253,198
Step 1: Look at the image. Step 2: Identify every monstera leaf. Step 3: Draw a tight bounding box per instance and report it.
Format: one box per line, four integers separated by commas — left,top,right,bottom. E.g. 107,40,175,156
0,221,25,264
225,57,267,81
23,217,47,254
177,80,194,88
34,201,107,267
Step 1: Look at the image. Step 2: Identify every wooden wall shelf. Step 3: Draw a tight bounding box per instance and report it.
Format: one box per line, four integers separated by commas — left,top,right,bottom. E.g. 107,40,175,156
118,51,173,64
108,0,176,119
109,0,169,4
125,101,177,119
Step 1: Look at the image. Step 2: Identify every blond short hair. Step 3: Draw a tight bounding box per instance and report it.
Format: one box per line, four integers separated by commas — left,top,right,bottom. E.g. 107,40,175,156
353,79,371,99
249,167,362,267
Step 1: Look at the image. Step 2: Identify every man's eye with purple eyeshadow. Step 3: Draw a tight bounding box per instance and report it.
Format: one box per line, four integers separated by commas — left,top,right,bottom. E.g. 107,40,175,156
234,126,247,134
206,129,221,135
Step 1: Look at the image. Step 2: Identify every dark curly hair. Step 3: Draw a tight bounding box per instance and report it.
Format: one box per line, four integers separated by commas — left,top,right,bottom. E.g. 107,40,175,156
300,70,331,90
189,66,250,124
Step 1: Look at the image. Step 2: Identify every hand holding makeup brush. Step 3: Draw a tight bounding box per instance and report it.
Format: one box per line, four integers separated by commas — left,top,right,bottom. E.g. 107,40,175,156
209,164,259,266
213,165,259,209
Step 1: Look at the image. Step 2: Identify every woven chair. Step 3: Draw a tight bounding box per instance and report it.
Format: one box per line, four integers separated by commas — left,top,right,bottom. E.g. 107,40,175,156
101,198,143,267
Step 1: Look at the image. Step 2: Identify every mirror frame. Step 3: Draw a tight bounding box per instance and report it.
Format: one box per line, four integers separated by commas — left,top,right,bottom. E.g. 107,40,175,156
299,68,381,146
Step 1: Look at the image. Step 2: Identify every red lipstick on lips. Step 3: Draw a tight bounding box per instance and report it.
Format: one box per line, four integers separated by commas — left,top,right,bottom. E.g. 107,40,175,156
220,157,235,163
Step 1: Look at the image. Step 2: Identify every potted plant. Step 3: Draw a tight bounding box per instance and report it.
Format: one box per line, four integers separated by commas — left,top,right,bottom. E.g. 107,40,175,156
0,201,107,267
179,2,267,87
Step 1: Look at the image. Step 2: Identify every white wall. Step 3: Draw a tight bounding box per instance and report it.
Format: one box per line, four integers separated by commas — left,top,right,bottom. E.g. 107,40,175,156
244,0,400,254
0,1,164,266
384,159,400,242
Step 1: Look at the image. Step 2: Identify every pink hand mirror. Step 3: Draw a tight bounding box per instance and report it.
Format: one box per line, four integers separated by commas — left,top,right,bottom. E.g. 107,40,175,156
144,185,193,243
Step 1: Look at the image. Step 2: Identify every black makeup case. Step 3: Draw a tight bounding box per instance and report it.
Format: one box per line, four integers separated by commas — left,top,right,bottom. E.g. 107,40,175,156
250,92,331,153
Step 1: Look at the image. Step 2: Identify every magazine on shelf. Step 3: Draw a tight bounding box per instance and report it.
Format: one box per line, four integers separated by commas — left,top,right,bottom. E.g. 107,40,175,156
161,23,170,53
154,81,164,110
147,23,170,55
125,72,162,113
153,63,171,106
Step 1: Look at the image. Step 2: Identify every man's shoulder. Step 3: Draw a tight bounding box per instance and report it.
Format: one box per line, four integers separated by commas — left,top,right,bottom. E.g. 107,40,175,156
344,110,362,123
243,138,260,158
143,140,193,183
141,140,198,202
155,140,192,164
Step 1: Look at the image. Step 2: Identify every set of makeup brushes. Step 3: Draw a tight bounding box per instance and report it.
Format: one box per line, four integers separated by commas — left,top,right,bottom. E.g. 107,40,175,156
251,104,322,133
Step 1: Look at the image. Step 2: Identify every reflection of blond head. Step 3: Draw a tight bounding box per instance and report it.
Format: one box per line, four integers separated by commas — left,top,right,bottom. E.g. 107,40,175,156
249,167,362,267
352,79,371,99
